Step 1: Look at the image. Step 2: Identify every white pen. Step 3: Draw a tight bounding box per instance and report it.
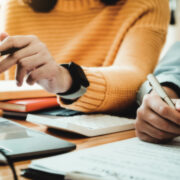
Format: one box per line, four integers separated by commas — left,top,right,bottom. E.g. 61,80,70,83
147,74,175,109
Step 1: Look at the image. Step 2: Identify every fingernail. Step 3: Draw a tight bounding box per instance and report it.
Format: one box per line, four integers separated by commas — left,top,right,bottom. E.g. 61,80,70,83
176,101,180,110
16,81,21,87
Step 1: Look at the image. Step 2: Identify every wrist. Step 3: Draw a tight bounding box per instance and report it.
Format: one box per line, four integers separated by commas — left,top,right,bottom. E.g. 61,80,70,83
58,65,73,93
162,86,179,99
57,62,89,102
151,86,179,99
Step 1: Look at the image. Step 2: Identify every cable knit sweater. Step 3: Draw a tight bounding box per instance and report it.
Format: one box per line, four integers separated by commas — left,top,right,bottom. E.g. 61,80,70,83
0,0,169,112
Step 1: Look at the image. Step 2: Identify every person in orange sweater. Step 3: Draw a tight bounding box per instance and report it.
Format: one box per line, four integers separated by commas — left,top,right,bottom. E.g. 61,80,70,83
0,0,169,113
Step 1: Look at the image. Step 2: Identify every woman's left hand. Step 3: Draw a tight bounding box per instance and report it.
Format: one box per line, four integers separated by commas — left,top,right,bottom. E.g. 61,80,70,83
0,34,72,94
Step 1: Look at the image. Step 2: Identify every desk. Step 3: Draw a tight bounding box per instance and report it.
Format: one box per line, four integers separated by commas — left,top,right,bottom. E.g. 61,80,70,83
0,119,136,180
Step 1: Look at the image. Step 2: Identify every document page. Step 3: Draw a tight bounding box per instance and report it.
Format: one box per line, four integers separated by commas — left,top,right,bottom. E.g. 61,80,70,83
30,137,180,180
0,80,43,92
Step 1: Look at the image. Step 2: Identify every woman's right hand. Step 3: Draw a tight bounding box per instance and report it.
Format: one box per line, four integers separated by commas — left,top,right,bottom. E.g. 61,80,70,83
135,87,180,143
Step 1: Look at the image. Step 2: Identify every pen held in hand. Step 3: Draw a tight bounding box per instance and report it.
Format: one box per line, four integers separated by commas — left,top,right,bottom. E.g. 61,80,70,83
0,48,19,56
147,74,175,109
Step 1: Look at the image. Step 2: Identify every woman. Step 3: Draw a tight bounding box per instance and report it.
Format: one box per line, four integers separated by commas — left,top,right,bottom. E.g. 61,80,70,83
0,0,169,112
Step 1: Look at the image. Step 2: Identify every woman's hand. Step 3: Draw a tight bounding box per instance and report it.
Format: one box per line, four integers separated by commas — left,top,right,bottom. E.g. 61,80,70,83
0,34,72,94
136,87,180,143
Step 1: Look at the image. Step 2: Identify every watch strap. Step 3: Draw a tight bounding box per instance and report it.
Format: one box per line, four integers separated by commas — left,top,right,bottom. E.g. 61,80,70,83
57,62,89,100
59,63,80,95
59,85,87,100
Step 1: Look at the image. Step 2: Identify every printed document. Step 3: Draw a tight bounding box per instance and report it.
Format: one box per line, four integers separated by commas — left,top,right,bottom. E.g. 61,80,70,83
29,137,180,180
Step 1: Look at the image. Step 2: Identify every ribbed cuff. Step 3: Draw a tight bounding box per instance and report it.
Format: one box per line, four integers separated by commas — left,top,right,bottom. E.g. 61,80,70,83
57,68,106,112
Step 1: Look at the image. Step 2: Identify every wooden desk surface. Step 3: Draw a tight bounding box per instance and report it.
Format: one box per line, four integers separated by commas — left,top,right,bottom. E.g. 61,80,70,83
0,119,136,180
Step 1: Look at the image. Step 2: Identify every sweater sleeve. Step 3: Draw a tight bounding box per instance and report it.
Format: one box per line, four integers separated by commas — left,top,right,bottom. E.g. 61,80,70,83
58,0,170,113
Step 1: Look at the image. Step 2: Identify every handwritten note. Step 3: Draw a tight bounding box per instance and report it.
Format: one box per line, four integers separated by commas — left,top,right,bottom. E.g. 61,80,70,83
30,137,180,180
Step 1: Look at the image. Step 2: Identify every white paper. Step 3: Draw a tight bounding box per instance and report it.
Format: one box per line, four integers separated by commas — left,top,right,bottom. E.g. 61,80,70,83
30,137,180,180
0,80,43,92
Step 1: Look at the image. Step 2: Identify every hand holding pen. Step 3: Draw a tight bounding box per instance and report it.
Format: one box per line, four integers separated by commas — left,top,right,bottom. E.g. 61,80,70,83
135,74,180,144
0,32,72,94
147,74,175,109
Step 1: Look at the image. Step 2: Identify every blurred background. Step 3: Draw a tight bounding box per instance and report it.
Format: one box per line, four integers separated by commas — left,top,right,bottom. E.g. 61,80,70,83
162,0,180,58
0,0,179,59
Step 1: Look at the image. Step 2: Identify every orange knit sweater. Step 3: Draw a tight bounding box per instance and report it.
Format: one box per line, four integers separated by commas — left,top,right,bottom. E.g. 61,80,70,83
1,0,169,112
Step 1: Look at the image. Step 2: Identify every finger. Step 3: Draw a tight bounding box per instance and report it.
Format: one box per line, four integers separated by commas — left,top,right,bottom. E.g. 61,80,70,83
0,55,18,73
142,108,180,135
11,44,40,61
144,94,180,126
135,130,160,144
26,64,50,85
16,54,47,85
16,64,27,86
0,32,8,41
139,120,176,141
0,35,38,53
175,99,180,111
0,43,43,74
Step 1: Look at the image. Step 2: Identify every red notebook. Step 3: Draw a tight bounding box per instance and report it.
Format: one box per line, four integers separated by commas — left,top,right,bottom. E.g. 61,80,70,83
0,97,59,112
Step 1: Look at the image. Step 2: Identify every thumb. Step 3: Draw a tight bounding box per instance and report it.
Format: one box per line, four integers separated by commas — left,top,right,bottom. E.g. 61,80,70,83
0,32,9,41
173,99,180,111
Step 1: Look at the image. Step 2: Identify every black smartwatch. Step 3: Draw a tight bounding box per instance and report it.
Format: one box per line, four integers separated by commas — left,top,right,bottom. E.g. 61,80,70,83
57,62,89,100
